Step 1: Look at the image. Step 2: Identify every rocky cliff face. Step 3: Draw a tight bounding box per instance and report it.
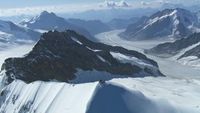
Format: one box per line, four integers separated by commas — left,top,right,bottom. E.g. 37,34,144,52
122,8,199,40
146,33,200,57
1,30,163,84
179,44,200,59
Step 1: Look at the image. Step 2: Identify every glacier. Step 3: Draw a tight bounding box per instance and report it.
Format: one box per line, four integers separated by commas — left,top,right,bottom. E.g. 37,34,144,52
0,29,200,113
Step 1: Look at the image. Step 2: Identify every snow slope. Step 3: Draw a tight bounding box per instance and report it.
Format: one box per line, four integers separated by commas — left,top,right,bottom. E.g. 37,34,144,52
0,44,34,66
95,30,200,79
172,41,200,68
147,33,200,68
0,77,200,113
0,80,97,113
122,8,200,40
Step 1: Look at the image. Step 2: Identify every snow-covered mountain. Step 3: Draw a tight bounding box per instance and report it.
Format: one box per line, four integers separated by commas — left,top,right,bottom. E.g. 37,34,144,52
0,30,163,85
20,11,95,40
0,76,199,113
122,8,200,40
146,33,200,67
63,8,157,22
0,19,40,45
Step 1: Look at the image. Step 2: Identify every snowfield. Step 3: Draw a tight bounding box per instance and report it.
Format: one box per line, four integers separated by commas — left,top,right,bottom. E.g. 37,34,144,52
0,44,34,66
95,30,200,79
171,41,200,68
0,78,200,113
0,80,97,113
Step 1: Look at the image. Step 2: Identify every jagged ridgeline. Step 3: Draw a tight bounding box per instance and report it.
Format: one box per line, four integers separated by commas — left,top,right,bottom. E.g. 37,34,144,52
146,33,200,58
1,30,164,84
121,8,199,40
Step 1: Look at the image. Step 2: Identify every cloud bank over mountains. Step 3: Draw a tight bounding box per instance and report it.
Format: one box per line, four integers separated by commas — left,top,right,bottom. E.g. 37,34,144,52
0,0,198,17
99,0,130,8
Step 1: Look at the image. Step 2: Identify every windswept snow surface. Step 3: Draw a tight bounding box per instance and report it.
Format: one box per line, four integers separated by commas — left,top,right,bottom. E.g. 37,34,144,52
93,29,200,112
0,44,34,66
95,30,200,79
0,80,98,113
0,78,200,113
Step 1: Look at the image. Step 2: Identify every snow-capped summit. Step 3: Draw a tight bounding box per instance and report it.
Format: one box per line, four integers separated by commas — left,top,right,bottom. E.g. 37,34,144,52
20,11,114,41
1,30,163,84
122,8,200,40
20,11,93,40
21,11,73,30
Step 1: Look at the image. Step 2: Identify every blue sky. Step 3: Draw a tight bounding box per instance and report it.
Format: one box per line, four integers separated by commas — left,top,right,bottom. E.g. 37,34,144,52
0,0,199,8
0,0,101,8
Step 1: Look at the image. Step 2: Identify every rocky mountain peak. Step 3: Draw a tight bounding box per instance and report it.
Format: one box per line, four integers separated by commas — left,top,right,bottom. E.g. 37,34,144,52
1,30,163,84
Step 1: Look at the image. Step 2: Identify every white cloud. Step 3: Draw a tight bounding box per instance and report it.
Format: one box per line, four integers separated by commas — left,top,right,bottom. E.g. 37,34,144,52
99,0,130,8
0,0,184,17
0,1,134,17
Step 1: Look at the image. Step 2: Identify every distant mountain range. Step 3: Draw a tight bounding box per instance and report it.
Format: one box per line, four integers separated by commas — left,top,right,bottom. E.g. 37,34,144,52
20,11,114,41
107,17,139,29
20,11,95,40
1,30,163,84
0,19,40,46
67,19,111,35
121,8,200,40
62,8,157,22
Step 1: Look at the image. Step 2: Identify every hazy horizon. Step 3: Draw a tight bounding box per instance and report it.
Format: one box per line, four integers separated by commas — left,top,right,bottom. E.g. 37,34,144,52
0,0,199,17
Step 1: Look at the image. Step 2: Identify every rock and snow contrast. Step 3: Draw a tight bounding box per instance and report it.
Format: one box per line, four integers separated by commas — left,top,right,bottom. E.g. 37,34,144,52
1,78,200,113
0,3,200,113
0,30,163,84
0,19,40,48
121,8,200,40
20,11,112,41
146,33,200,67
0,30,166,113
0,29,198,113
20,11,94,40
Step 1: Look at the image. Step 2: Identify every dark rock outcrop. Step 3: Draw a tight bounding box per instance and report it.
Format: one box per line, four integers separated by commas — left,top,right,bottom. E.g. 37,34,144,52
146,33,200,57
1,30,163,84
179,44,200,59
